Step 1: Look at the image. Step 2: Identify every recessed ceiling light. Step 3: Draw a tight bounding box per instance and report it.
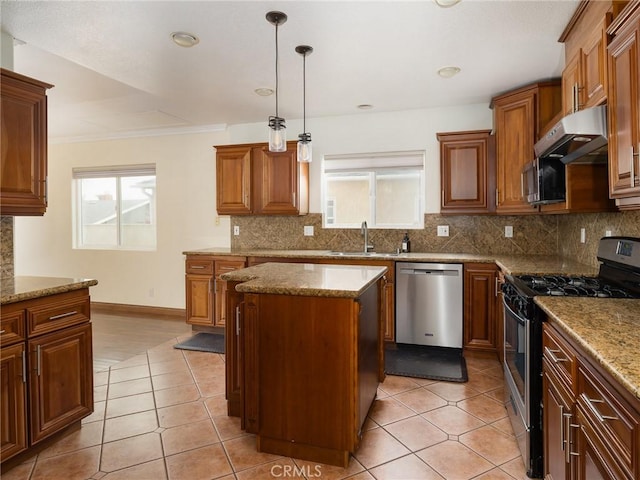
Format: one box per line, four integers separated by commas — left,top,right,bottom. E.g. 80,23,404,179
434,0,462,7
437,66,461,78
170,32,199,48
255,87,274,97
357,104,374,110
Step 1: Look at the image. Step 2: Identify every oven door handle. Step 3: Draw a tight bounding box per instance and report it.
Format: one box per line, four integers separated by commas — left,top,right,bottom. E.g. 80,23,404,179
502,297,528,326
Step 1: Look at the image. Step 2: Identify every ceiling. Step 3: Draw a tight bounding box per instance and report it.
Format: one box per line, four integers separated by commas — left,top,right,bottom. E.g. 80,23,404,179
1,0,580,142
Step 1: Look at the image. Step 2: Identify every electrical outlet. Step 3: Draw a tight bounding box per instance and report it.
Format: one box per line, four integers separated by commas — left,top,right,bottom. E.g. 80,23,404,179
215,216,220,226
233,225,240,236
580,228,586,243
505,226,513,238
437,225,449,237
304,225,314,236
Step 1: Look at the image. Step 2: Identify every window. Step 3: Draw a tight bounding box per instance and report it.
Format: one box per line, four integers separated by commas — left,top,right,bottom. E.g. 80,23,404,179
322,151,424,228
73,164,157,250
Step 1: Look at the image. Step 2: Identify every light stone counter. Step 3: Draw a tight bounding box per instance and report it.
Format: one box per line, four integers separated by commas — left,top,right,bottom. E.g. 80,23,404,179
1,276,98,305
220,262,387,298
536,296,640,400
183,248,599,277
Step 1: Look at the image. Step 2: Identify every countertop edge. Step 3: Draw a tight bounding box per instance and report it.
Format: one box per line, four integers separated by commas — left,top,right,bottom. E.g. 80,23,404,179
1,278,99,305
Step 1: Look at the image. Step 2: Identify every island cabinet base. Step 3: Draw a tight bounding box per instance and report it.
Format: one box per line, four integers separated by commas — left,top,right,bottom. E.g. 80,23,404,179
227,280,383,468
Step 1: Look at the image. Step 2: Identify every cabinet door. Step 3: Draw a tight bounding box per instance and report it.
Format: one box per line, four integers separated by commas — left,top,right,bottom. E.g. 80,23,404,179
582,17,608,109
253,145,301,215
214,259,246,327
185,274,214,326
438,130,495,214
0,70,51,216
463,263,497,352
28,323,93,444
216,145,252,214
562,52,584,115
225,282,244,418
608,21,640,198
0,342,27,461
494,91,540,214
543,365,573,480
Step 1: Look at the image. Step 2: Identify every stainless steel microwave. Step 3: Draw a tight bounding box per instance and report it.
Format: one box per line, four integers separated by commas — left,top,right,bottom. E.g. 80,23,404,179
522,157,566,205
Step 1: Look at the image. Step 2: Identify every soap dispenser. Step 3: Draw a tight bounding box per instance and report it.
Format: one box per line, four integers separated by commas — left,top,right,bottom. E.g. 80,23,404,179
401,232,411,253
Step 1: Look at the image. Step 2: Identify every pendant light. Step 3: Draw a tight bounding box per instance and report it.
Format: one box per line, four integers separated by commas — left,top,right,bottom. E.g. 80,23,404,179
295,45,313,163
266,11,287,152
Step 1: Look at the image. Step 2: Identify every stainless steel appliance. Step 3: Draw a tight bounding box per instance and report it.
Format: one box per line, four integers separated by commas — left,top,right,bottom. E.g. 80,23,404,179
534,105,608,165
502,236,640,478
396,262,463,348
522,157,566,205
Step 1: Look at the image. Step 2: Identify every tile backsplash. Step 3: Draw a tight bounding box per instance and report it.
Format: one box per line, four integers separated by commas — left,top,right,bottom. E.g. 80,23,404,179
231,210,640,268
1,216,14,277
231,213,560,256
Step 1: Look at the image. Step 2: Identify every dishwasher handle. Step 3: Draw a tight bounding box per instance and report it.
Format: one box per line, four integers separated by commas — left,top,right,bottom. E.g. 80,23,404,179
399,268,460,276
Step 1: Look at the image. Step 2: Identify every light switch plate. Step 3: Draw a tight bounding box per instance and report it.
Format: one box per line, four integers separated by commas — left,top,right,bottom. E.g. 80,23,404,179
505,226,513,238
580,228,586,243
233,225,240,236
304,226,314,236
605,230,612,237
437,225,449,237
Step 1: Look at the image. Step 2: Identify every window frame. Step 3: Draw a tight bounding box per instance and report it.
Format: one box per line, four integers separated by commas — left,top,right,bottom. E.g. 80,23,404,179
72,164,157,251
321,151,425,229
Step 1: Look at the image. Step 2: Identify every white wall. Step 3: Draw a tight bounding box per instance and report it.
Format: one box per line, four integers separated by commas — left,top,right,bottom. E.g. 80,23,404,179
15,104,492,308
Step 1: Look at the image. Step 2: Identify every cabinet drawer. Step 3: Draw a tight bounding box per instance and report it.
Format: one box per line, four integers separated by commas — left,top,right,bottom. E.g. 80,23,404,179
26,291,91,337
1,308,26,346
577,363,639,477
215,260,246,275
186,258,214,275
542,324,576,392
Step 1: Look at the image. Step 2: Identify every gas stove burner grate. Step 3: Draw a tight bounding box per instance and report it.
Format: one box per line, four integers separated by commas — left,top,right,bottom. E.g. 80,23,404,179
515,274,639,299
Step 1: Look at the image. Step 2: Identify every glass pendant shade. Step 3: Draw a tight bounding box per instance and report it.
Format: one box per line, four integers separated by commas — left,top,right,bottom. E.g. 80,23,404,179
297,132,312,163
268,116,286,152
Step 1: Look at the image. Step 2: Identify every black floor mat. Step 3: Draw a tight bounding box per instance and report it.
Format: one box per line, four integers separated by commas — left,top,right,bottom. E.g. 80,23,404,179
385,344,467,382
173,332,224,354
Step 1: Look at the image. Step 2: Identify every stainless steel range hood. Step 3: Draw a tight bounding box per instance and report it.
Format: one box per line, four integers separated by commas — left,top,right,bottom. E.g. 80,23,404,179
534,105,608,164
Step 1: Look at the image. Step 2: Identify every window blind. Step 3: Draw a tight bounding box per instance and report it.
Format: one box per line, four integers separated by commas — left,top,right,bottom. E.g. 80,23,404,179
323,151,424,173
72,164,156,179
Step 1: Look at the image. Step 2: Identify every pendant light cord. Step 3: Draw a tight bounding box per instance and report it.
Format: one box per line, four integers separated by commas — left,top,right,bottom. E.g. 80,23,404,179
275,21,279,119
302,52,306,133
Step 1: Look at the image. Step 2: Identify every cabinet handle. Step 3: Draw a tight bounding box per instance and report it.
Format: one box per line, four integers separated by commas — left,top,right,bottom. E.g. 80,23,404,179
441,190,445,207
573,84,578,113
49,310,78,321
631,146,638,188
0,329,5,334
292,192,296,206
235,305,241,336
495,188,499,207
563,410,570,462
584,396,619,422
520,172,525,199
21,350,27,383
45,176,48,204
495,277,499,297
191,265,206,269
36,345,42,376
544,346,569,363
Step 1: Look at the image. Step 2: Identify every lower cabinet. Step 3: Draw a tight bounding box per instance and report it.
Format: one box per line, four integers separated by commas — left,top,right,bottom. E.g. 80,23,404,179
0,289,94,464
463,263,498,353
185,255,246,327
542,321,640,480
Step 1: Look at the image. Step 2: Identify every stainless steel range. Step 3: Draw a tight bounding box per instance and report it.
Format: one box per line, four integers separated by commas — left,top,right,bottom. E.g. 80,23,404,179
501,237,640,479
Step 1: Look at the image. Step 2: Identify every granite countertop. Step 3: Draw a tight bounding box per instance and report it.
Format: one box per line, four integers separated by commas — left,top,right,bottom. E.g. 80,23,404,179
183,248,599,277
536,296,640,401
1,276,99,305
220,262,387,298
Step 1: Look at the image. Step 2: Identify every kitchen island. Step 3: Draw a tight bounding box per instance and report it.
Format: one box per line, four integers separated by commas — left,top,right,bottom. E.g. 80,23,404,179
220,262,387,467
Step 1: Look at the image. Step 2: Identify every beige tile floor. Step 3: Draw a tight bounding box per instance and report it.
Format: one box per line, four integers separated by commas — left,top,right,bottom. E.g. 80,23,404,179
2,335,528,480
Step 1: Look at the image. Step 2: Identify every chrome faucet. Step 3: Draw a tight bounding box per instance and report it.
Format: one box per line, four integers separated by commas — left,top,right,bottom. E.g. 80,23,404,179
361,221,374,253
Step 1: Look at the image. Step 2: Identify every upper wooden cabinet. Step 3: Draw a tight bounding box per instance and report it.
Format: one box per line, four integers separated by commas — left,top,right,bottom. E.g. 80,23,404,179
0,69,53,216
491,81,562,214
215,141,309,216
559,2,614,115
607,2,640,208
437,130,496,214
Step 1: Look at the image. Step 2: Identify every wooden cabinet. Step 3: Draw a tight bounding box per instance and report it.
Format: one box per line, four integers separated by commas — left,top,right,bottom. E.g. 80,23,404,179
0,289,93,464
608,2,640,208
463,263,498,353
227,279,383,467
542,320,640,480
560,1,613,115
185,255,246,327
491,81,562,214
0,69,53,216
437,130,496,214
215,141,309,216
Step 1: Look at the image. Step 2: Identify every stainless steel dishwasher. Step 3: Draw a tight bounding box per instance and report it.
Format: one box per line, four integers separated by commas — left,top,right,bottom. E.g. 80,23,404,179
395,262,463,348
